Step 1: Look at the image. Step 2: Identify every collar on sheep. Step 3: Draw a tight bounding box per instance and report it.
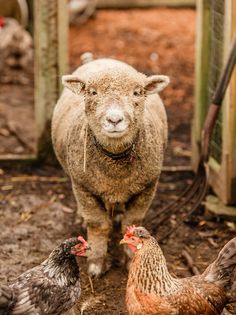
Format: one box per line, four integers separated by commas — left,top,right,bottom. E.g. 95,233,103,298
93,134,138,161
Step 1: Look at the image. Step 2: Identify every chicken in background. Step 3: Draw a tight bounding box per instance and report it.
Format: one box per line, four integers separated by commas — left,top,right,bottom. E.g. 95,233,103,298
120,226,236,315
0,16,33,84
69,0,97,25
0,236,90,315
0,0,29,27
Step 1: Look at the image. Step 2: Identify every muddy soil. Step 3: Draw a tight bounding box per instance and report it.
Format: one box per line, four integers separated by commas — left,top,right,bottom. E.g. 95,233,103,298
0,7,235,315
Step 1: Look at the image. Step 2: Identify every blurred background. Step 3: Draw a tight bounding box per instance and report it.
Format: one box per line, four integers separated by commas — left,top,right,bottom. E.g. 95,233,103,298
0,0,195,169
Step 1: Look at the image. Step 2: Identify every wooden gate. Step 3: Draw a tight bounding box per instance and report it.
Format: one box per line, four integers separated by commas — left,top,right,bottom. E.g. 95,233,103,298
193,0,236,205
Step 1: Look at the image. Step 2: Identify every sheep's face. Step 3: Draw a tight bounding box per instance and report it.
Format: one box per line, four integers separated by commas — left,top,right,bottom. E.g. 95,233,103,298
84,73,147,142
62,69,169,151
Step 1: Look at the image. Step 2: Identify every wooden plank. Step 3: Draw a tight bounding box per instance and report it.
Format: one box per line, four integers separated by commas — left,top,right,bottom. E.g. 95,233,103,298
223,0,236,204
208,0,224,165
228,0,236,204
0,154,36,162
34,0,68,161
208,157,228,204
97,0,195,8
207,0,226,204
204,195,236,218
57,0,69,92
208,0,236,205
191,0,211,170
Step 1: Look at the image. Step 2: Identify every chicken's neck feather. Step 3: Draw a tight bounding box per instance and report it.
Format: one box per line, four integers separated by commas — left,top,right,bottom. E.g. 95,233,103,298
129,237,181,295
42,247,80,287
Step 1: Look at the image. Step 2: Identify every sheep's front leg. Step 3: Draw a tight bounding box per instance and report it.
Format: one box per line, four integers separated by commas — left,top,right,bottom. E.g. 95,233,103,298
72,183,111,277
122,182,157,259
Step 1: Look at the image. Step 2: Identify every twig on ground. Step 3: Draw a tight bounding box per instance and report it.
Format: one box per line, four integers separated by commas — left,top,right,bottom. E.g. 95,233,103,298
162,165,192,172
182,249,200,275
88,276,95,295
207,237,219,248
80,295,102,315
7,175,68,183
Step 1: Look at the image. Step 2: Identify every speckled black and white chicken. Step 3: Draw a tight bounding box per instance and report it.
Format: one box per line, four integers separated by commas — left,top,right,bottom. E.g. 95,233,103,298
0,236,90,315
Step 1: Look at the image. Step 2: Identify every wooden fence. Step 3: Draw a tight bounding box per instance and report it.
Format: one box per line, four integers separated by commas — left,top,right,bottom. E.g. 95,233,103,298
192,0,236,205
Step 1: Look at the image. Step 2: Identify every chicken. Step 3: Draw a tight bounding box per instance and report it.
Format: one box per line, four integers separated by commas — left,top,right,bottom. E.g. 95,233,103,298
0,285,16,315
120,226,236,315
69,0,97,25
0,236,90,315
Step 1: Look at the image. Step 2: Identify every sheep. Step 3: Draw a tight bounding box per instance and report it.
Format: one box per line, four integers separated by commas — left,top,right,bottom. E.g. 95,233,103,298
51,58,169,277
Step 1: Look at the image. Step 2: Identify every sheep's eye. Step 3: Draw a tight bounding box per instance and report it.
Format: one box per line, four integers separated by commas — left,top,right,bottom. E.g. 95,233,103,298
88,89,97,96
134,89,143,97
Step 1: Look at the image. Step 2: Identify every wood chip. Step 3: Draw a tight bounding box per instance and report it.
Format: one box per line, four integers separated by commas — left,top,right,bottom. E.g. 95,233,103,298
1,185,13,191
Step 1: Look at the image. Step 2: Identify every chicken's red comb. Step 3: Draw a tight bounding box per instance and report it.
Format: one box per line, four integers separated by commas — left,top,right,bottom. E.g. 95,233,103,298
77,235,88,246
0,16,5,28
125,225,136,237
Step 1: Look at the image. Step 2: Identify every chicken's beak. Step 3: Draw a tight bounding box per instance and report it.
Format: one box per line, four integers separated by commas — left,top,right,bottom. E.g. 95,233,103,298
119,238,127,245
85,245,91,251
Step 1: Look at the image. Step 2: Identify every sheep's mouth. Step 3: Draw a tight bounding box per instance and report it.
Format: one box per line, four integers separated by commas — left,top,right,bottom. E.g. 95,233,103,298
109,130,125,134
103,129,127,138
102,124,129,138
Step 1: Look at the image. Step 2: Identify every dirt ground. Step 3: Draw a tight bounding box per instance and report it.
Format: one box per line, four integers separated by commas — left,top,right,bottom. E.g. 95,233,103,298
0,7,235,315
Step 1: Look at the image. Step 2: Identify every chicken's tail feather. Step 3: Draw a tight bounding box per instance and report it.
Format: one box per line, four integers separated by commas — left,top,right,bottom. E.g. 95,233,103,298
203,237,236,287
0,285,16,315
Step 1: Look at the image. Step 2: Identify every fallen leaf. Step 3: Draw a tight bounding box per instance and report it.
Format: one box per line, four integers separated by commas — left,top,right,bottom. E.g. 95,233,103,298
19,211,32,222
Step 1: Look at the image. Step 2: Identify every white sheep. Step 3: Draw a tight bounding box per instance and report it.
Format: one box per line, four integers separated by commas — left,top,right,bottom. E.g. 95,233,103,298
52,58,169,277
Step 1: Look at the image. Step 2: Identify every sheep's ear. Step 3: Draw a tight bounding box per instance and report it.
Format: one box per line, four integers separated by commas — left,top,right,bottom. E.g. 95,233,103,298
62,75,85,94
145,75,170,94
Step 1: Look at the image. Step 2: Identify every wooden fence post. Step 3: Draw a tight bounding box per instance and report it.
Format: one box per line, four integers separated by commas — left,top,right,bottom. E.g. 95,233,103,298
34,0,68,161
192,0,211,170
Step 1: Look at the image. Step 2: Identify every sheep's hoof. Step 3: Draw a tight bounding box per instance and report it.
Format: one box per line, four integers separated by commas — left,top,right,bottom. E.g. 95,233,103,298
88,262,102,278
87,257,111,278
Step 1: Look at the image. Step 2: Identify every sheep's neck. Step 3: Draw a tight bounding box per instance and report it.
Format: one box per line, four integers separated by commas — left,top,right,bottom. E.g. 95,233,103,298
88,127,140,158
128,238,181,295
93,135,136,160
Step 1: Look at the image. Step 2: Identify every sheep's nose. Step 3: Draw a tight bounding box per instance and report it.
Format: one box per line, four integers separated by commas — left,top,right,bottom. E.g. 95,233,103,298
106,114,124,126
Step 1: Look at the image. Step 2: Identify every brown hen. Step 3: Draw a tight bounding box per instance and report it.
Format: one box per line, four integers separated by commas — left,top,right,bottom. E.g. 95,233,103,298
120,226,236,315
